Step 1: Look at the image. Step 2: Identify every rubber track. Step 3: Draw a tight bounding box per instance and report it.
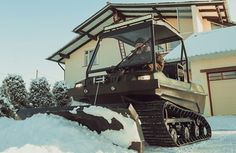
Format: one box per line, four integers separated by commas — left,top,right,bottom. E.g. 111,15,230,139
132,100,211,147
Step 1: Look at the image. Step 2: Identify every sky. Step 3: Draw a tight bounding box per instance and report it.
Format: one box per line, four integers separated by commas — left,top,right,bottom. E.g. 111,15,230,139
0,0,235,87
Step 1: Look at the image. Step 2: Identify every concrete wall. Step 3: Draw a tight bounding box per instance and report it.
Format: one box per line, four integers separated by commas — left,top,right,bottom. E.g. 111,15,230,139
191,52,236,116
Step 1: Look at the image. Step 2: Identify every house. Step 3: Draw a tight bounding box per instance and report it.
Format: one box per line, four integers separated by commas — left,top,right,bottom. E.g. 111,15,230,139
47,1,235,115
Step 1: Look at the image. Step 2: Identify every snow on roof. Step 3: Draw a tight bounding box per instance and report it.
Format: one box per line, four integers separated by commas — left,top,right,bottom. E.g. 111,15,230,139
169,26,236,60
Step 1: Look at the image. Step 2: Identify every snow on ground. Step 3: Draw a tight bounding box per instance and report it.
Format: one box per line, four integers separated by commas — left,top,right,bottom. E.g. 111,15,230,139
0,114,135,153
83,106,141,148
0,114,236,153
70,105,141,148
207,115,236,131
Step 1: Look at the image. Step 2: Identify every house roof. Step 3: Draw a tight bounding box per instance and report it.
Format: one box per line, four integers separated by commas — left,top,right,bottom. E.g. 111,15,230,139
47,1,231,64
168,25,236,60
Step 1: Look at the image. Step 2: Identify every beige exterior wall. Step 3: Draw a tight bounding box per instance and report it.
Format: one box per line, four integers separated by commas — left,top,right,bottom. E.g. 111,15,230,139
202,19,211,32
192,5,203,33
191,5,212,33
167,18,194,39
191,52,236,116
65,40,97,87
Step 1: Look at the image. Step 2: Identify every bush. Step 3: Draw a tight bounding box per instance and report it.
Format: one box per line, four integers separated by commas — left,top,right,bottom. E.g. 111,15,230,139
1,74,28,109
0,96,16,117
28,77,54,107
52,81,71,107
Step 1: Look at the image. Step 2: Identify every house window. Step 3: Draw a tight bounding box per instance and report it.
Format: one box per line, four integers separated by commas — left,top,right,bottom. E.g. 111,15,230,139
84,50,97,66
208,72,222,81
208,70,236,81
223,71,236,79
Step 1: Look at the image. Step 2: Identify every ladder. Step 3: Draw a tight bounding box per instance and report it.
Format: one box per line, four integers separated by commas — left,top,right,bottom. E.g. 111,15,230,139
112,10,126,60
118,40,126,60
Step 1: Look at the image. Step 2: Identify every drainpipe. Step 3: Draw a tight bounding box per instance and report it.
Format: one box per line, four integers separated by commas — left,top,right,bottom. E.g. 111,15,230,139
58,62,65,80
206,73,214,116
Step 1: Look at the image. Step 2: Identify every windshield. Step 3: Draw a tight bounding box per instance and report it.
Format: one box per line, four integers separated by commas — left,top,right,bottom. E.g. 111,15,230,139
88,20,184,77
89,22,153,74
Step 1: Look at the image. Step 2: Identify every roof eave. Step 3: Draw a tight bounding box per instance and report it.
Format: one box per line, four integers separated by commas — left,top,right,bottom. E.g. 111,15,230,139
72,3,111,33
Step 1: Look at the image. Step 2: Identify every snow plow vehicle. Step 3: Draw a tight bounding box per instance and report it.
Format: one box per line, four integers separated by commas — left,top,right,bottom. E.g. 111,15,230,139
17,15,211,153
69,15,211,146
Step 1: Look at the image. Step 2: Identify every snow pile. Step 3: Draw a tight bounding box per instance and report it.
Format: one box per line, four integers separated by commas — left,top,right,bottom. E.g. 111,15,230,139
83,106,141,148
0,114,136,153
2,144,70,153
0,111,235,153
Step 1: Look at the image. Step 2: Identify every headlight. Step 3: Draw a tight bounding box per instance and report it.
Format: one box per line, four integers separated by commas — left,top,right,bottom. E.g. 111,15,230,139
138,75,150,80
75,83,83,88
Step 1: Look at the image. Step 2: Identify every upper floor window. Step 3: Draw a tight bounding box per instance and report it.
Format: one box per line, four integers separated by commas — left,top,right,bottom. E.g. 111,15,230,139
84,50,97,66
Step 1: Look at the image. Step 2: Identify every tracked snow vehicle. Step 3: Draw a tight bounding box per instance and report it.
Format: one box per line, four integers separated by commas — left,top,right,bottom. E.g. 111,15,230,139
68,15,211,147
16,15,211,153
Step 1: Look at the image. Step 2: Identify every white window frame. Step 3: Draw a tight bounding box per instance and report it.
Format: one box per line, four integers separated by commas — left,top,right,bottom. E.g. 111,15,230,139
84,50,98,66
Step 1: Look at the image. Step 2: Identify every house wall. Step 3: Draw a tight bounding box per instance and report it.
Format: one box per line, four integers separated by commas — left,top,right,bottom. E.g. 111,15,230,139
65,40,97,87
191,5,212,33
191,52,236,116
167,18,194,39
202,19,212,32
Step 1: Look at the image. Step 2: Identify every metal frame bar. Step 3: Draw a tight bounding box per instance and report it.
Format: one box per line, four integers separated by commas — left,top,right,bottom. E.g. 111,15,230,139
86,39,101,79
181,39,190,83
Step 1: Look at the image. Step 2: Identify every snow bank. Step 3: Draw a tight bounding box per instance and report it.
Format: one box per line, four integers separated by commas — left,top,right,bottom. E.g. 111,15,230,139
2,144,70,153
1,110,235,153
0,114,136,153
83,106,141,148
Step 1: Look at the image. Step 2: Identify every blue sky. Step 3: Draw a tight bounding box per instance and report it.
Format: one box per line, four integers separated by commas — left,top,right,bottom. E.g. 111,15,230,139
0,0,235,87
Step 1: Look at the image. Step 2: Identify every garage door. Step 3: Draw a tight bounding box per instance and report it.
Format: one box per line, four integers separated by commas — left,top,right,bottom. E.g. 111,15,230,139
208,71,236,115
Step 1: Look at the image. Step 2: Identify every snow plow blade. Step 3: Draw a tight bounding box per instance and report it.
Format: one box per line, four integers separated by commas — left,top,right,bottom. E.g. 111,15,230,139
16,104,144,153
